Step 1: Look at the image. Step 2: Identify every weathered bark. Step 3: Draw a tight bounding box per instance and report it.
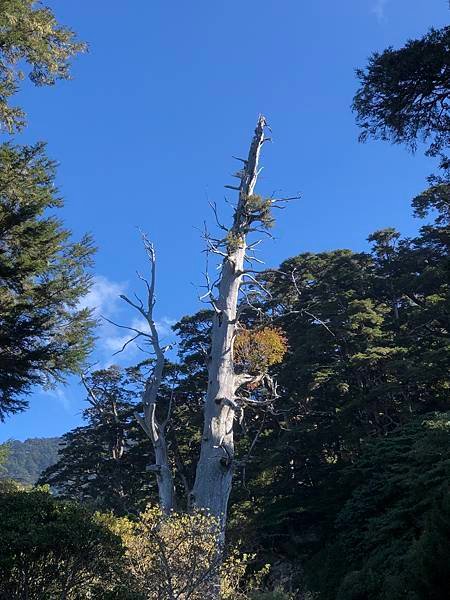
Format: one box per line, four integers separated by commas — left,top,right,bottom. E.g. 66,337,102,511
115,118,272,526
121,238,175,514
192,115,268,531
137,340,174,514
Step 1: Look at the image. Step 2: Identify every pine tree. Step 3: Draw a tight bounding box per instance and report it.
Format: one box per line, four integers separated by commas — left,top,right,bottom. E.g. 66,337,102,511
307,413,450,600
39,367,153,513
353,25,450,159
0,0,85,132
0,142,95,419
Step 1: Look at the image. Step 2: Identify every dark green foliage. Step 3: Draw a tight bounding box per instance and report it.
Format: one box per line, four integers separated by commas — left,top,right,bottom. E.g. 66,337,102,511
249,592,293,600
226,191,449,593
0,9,444,593
170,310,212,497
0,485,127,599
407,493,450,600
307,414,450,600
39,367,154,514
0,0,86,132
0,142,96,419
224,25,450,593
0,437,60,484
412,168,450,227
353,26,450,157
35,193,448,595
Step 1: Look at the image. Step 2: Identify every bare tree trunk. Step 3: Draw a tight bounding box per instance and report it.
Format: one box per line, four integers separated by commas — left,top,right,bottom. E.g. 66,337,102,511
114,117,275,525
192,115,268,532
138,343,174,514
120,236,175,513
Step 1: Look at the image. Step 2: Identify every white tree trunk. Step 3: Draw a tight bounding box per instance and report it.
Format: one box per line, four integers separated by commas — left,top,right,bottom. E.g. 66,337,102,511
192,116,267,532
120,237,175,514
139,342,175,514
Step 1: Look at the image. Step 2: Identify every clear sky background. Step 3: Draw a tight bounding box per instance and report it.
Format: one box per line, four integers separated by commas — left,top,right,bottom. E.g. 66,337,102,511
1,0,448,442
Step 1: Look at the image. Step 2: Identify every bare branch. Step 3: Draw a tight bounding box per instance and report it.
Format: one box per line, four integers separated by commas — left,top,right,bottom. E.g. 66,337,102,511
119,294,148,320
133,291,145,310
246,239,264,251
81,373,102,411
245,410,267,460
112,233,175,513
199,250,221,314
244,254,265,266
102,315,150,337
112,331,143,356
241,273,273,298
235,372,265,391
136,270,152,301
247,227,275,238
209,200,228,232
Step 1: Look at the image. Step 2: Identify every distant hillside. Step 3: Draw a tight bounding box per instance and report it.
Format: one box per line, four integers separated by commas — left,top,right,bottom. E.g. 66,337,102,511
0,438,61,485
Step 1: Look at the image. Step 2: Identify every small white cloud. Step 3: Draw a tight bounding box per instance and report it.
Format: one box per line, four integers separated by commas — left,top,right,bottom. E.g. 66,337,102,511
103,331,134,355
102,316,176,360
45,387,71,413
79,275,125,317
371,0,388,21
103,317,148,358
156,317,177,338
80,275,177,367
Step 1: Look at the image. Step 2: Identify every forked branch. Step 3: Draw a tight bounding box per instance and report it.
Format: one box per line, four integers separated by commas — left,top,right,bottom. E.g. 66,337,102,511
115,233,175,513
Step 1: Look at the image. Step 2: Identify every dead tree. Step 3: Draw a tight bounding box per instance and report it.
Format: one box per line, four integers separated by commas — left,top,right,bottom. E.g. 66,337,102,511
191,115,282,532
111,116,288,532
110,235,175,514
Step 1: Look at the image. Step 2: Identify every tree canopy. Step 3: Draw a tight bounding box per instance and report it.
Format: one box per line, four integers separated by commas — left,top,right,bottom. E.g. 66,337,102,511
0,437,60,485
40,367,153,514
353,26,450,158
0,142,95,419
0,485,128,599
1,3,450,599
307,413,450,600
0,0,85,132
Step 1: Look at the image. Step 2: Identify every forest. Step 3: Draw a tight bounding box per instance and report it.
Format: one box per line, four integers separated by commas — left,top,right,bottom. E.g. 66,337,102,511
0,437,60,484
0,1,449,599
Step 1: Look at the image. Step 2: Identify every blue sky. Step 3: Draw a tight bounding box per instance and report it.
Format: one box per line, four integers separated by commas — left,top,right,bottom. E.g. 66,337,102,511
1,0,448,441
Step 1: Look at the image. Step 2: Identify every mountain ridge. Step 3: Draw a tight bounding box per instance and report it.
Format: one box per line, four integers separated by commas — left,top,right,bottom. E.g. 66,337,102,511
0,437,61,485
